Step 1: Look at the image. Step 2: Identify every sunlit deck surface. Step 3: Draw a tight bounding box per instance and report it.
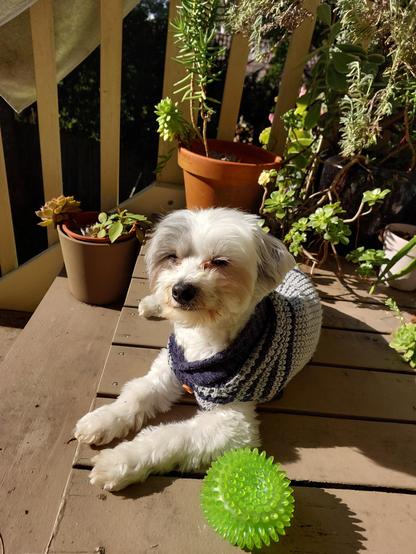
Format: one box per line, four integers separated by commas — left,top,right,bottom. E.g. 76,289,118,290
1,245,416,553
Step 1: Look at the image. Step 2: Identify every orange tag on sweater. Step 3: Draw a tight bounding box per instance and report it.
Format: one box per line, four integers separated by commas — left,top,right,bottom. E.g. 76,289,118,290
182,384,193,395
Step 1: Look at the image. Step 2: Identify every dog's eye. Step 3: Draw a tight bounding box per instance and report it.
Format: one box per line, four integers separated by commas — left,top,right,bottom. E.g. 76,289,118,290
165,253,178,262
211,258,229,267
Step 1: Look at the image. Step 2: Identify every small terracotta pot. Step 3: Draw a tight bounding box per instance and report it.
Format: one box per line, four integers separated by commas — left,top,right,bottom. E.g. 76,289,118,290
178,139,281,212
382,223,416,291
58,212,139,305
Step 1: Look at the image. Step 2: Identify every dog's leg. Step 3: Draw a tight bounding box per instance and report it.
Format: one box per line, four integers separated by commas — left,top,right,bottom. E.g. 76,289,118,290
89,402,260,491
74,349,182,445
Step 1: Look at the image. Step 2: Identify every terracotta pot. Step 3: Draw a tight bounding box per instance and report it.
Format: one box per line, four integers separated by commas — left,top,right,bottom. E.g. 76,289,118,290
58,214,139,305
382,223,416,291
178,139,282,211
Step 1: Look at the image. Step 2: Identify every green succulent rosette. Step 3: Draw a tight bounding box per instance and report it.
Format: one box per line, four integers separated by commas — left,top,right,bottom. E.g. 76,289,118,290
201,448,294,549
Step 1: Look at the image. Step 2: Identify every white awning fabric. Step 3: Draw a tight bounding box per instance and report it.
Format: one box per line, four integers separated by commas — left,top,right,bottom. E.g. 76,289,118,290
0,0,139,113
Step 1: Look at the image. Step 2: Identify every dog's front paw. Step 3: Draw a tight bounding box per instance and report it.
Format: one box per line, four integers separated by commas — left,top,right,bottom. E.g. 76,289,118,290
138,295,162,319
74,405,132,445
89,447,146,491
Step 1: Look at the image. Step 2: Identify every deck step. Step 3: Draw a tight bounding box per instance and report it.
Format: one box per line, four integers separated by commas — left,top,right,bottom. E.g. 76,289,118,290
48,469,416,554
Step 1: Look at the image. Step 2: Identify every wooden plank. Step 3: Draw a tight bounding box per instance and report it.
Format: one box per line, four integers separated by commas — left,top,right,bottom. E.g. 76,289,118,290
98,345,159,395
313,328,412,373
30,0,63,246
268,0,320,155
0,276,120,554
274,364,416,422
0,243,63,311
125,277,150,307
132,254,147,279
321,298,405,334
217,34,250,141
100,0,123,210
305,265,416,310
0,127,18,275
95,343,416,422
157,0,188,185
76,398,416,491
113,307,171,347
48,470,416,554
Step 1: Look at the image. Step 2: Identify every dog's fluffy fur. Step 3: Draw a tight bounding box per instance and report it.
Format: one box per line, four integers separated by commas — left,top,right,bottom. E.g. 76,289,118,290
75,208,296,491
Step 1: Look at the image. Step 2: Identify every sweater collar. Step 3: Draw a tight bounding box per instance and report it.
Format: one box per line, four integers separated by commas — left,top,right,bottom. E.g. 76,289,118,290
168,294,277,389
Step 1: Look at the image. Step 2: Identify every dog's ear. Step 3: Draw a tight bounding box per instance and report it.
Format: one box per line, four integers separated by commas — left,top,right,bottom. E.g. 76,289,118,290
253,226,296,291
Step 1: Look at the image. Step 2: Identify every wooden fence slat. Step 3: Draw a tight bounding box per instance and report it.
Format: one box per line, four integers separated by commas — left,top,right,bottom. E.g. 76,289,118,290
0,127,18,275
217,33,250,141
100,0,123,210
30,0,63,246
268,0,320,155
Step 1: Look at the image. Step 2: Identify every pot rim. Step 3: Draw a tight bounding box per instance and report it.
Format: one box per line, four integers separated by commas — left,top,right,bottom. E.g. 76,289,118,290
179,139,282,168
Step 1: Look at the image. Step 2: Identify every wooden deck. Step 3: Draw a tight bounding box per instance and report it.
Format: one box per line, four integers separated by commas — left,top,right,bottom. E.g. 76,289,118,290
1,249,416,553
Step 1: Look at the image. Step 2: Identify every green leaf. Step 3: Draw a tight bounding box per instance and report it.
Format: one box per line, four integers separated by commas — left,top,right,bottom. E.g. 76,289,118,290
125,213,148,221
367,53,385,65
98,212,107,223
304,101,322,130
326,64,348,92
108,221,124,243
378,235,416,281
332,52,360,74
388,257,416,280
97,229,107,238
337,43,366,56
317,3,331,26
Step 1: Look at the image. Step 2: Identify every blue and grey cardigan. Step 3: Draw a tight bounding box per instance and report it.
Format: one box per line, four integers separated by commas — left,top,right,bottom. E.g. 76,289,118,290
168,269,322,410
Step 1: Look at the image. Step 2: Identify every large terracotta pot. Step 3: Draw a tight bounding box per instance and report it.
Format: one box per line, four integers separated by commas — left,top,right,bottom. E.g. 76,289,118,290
58,212,139,305
382,223,416,291
178,139,281,212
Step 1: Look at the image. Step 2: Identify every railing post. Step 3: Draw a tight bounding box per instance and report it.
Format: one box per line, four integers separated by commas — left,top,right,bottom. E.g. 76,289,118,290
0,127,18,275
217,33,250,141
100,0,123,211
30,0,63,246
268,0,320,155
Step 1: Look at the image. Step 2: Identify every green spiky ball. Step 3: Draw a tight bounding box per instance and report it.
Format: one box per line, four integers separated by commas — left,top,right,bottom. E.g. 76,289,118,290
201,448,294,550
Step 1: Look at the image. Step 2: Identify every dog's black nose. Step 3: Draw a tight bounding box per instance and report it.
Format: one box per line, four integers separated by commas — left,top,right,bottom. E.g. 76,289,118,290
172,282,197,305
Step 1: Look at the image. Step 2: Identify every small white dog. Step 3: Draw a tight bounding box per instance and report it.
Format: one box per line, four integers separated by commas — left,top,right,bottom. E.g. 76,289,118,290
75,208,322,491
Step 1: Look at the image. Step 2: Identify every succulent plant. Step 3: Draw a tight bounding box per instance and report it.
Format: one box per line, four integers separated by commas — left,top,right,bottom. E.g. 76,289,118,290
35,195,81,227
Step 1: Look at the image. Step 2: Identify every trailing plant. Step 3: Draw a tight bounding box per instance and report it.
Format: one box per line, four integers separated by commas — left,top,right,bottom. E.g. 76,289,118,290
225,0,310,61
386,298,416,369
256,0,416,272
155,0,225,157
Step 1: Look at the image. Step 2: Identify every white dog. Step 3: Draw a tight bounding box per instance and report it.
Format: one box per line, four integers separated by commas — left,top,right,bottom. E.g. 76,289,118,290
75,208,322,491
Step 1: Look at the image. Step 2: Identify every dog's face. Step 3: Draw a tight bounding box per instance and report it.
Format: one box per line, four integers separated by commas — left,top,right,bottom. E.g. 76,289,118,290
145,208,295,326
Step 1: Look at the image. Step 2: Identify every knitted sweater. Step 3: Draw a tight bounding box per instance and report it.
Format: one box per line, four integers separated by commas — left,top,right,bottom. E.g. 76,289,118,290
168,268,322,410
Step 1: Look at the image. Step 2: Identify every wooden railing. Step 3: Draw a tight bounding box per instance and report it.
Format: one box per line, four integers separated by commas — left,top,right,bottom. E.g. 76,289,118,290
0,0,319,311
